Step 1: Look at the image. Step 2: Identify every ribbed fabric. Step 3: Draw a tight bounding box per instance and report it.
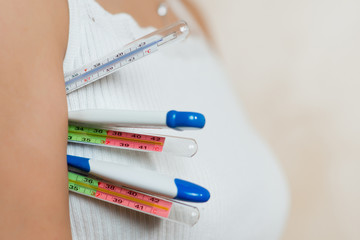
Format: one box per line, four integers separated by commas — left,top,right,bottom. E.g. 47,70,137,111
64,1,289,239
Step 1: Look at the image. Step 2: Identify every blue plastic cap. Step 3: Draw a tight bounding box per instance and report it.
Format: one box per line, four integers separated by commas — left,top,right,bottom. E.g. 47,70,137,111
174,178,210,202
67,155,91,172
166,110,206,129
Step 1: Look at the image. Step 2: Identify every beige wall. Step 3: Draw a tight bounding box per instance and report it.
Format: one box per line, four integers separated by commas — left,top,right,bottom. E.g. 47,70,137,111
191,0,360,239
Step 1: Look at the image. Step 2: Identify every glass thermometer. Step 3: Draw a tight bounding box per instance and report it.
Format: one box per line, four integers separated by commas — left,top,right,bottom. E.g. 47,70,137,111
68,171,200,226
68,125,198,157
64,21,189,94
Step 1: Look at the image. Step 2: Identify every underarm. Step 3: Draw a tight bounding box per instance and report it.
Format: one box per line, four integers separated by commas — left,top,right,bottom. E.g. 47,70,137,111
0,0,71,239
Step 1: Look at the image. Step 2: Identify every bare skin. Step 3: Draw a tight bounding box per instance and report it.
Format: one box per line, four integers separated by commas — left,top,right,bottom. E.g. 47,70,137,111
0,0,71,239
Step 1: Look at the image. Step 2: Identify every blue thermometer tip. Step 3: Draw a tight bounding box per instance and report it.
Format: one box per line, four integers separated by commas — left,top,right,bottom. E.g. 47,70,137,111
67,155,91,172
174,179,210,202
166,110,206,129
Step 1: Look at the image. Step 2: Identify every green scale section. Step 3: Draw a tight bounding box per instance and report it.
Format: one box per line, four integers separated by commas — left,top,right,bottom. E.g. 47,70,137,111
68,172,99,197
68,125,108,145
68,125,108,136
68,132,107,144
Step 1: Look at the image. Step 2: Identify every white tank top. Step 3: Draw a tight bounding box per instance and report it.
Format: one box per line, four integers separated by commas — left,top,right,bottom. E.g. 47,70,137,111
64,0,289,239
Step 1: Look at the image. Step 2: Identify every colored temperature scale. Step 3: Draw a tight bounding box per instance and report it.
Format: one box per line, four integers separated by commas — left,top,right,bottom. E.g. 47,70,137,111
68,125,165,153
68,171,200,225
68,125,198,157
68,171,172,218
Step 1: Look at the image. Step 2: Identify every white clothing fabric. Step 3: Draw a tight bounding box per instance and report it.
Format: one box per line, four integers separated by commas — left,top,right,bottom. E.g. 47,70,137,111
64,0,289,239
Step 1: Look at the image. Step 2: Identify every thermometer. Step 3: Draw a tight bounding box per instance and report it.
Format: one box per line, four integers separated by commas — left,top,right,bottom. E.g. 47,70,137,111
64,21,189,94
68,171,200,226
68,125,198,157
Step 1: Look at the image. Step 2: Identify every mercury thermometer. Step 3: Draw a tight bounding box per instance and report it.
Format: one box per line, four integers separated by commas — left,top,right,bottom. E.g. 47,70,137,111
68,171,200,226
64,21,189,94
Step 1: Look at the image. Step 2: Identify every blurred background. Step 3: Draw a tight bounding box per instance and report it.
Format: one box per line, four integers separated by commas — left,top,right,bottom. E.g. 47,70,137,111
191,0,360,239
